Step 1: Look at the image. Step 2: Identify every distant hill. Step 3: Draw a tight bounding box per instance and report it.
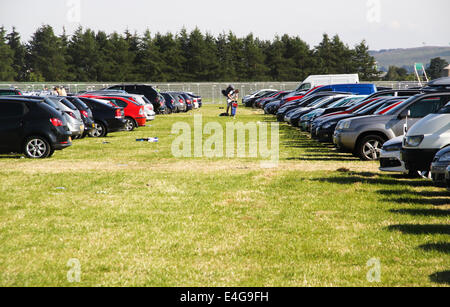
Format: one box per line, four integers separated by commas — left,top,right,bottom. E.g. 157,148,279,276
370,47,450,72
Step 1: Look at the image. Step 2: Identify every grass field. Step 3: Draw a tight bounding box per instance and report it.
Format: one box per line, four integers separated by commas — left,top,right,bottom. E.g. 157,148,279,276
0,105,448,287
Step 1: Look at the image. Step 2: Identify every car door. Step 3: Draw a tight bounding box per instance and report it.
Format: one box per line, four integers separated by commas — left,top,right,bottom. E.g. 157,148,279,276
0,101,26,152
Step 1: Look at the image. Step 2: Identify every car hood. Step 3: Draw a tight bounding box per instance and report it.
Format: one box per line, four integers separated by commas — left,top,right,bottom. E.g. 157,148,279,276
406,113,450,137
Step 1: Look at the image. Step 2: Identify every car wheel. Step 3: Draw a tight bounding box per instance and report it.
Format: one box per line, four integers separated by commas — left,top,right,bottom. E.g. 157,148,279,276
23,136,53,159
89,122,107,138
124,117,136,132
357,135,386,161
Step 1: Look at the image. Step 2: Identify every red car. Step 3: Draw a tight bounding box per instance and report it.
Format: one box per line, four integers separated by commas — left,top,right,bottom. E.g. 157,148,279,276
80,95,146,131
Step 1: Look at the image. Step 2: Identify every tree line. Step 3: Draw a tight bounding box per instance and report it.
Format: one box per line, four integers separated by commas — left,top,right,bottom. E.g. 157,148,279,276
0,25,380,82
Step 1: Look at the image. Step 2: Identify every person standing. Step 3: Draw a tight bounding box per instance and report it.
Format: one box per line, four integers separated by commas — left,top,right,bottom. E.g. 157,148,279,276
229,89,239,118
225,85,235,115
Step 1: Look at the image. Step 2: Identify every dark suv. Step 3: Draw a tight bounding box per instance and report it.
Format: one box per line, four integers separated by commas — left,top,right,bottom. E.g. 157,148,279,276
106,84,164,114
0,97,72,158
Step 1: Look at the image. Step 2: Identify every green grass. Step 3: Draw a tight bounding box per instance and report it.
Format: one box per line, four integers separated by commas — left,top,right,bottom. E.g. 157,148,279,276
0,105,448,287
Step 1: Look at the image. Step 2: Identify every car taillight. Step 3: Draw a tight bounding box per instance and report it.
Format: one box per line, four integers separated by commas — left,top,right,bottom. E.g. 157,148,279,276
187,99,191,104
67,112,76,119
171,99,175,104
115,109,122,119
81,110,89,118
160,101,164,107
139,107,144,115
50,118,63,127
179,99,183,103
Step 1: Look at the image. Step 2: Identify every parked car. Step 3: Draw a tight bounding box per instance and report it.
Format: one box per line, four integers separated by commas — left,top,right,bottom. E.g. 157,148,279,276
46,96,85,139
430,146,450,185
186,93,203,108
315,97,405,143
167,92,188,113
106,84,164,114
277,92,350,122
243,89,278,107
80,95,146,131
161,93,176,113
294,74,360,92
0,97,71,158
299,96,367,131
78,97,126,137
285,95,350,127
401,95,450,172
380,136,407,174
65,96,95,138
334,92,450,160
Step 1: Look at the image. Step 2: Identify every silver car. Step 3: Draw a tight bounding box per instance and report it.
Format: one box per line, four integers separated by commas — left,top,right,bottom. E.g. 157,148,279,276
333,92,450,160
46,97,84,138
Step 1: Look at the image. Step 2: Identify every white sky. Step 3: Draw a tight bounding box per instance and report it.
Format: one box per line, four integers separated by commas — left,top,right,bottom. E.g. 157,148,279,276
1,0,449,50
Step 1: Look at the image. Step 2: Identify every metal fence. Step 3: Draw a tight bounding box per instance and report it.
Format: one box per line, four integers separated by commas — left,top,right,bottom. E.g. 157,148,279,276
0,81,425,103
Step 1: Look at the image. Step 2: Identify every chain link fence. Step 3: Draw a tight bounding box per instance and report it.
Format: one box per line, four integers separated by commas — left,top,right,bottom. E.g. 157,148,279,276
0,81,425,103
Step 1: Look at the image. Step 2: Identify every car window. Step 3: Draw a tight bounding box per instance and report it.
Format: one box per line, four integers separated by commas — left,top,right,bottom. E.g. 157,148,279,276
110,99,127,108
0,102,24,118
0,90,16,96
408,96,450,118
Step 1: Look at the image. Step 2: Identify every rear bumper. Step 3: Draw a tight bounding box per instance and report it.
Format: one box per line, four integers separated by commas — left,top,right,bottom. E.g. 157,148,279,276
401,148,438,171
107,118,127,133
136,117,147,127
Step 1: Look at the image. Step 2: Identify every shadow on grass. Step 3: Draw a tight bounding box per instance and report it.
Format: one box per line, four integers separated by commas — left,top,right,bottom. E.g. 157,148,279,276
429,271,450,285
0,155,23,159
419,243,450,254
387,224,450,235
314,173,433,188
385,198,450,206
377,189,449,198
390,209,450,217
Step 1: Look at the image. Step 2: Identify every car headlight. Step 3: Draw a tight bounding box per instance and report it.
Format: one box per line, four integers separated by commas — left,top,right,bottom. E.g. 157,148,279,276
382,143,402,152
336,120,351,130
438,152,450,162
322,121,337,129
404,135,424,147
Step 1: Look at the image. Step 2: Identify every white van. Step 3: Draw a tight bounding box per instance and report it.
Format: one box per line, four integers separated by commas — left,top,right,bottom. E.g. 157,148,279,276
295,74,360,91
402,93,450,171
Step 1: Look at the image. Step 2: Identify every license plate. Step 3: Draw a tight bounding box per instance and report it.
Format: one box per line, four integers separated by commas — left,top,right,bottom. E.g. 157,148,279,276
92,123,95,128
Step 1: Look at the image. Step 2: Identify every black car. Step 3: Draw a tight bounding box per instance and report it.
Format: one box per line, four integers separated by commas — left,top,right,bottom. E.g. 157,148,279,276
66,96,95,137
0,97,72,158
106,84,165,114
0,88,22,96
78,97,126,137
161,93,177,113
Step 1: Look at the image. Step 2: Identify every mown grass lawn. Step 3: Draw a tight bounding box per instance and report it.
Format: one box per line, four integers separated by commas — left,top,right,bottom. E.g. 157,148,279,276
0,104,448,287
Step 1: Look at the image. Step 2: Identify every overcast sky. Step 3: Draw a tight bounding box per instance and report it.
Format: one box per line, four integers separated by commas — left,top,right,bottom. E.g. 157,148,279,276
1,0,449,50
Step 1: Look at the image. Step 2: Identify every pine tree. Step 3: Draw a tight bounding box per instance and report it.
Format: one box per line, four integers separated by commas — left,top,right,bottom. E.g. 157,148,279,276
28,25,68,81
0,27,17,81
6,27,26,81
67,27,100,81
353,40,379,80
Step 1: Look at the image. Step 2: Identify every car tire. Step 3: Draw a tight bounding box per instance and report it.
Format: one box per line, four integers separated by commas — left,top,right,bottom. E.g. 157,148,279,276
23,136,53,159
89,121,107,138
124,117,136,132
356,135,386,161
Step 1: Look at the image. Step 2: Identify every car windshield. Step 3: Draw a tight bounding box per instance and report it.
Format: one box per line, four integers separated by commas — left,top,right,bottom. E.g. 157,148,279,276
383,96,417,115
